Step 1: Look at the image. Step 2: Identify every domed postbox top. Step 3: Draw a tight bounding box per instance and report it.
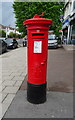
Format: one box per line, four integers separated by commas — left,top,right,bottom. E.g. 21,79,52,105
23,12,53,26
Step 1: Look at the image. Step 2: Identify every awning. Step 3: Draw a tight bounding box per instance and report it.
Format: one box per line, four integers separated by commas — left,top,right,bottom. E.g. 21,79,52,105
62,19,70,30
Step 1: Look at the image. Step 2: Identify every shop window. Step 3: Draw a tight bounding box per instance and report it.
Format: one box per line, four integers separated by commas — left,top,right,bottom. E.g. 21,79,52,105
71,25,75,45
73,1,75,10
63,28,68,44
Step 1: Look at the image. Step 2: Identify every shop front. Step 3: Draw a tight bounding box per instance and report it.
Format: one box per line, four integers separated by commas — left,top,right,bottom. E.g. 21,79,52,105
62,18,70,44
62,15,75,45
70,18,75,45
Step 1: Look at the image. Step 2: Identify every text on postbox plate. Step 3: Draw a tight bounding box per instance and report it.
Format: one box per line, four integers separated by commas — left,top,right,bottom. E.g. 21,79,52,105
34,41,42,53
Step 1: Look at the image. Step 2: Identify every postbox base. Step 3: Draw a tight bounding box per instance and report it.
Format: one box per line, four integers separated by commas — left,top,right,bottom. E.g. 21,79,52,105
27,82,46,104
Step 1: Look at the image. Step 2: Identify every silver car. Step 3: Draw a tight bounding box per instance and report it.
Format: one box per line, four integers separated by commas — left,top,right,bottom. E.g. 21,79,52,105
48,34,58,48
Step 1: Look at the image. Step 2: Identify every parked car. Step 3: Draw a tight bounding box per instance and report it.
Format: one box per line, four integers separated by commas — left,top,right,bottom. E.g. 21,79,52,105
48,34,58,48
5,38,18,49
0,38,7,54
23,37,27,47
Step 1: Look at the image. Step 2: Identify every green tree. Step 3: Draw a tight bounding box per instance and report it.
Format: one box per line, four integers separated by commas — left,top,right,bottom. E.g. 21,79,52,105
0,30,6,37
9,32,17,38
9,32,14,38
13,2,64,36
16,34,22,38
13,33,16,38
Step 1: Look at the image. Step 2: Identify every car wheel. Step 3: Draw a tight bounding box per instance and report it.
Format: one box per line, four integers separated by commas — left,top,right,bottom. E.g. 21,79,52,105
13,45,15,49
23,42,26,47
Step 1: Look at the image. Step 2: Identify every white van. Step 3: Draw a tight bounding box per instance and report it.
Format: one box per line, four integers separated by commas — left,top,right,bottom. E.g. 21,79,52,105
48,34,58,48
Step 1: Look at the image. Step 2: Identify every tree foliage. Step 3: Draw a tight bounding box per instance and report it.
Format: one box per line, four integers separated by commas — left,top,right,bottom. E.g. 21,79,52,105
8,32,22,38
0,30,6,37
9,32,14,38
13,2,64,36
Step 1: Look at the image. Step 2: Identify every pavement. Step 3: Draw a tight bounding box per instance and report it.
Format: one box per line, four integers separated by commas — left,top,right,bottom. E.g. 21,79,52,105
63,44,75,51
0,47,27,119
4,91,73,118
0,46,74,119
47,47,73,93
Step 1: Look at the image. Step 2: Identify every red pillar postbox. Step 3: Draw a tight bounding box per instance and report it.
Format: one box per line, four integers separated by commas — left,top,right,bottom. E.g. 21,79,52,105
23,13,53,104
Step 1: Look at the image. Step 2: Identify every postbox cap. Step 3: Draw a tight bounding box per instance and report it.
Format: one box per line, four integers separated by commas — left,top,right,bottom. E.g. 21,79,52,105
23,12,53,26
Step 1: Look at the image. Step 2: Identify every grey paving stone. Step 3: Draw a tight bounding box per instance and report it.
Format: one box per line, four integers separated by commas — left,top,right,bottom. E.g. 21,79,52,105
2,94,15,104
2,80,16,86
3,86,19,94
0,85,6,92
2,102,10,118
12,76,25,81
2,76,14,81
2,73,12,76
0,93,8,103
0,102,10,119
14,81,23,87
21,71,27,77
0,103,2,118
0,78,2,85
10,72,22,76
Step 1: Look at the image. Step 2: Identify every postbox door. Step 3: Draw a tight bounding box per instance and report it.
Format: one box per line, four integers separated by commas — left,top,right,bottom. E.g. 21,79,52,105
28,30,48,85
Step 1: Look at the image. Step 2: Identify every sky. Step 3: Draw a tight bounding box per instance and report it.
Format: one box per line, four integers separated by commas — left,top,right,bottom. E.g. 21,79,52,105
0,2,16,28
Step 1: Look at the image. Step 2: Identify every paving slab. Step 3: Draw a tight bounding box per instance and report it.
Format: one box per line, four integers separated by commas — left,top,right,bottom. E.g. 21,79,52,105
3,94,15,104
10,72,23,77
2,103,11,118
3,86,19,94
0,78,2,85
14,81,23,87
63,45,75,51
2,80,16,86
0,103,2,119
0,103,10,119
2,75,14,81
12,76,25,81
0,85,6,92
0,93,8,103
4,90,73,118
2,94,15,117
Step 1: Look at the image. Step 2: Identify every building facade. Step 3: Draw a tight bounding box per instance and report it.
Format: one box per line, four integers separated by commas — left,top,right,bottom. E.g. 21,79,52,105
62,0,75,44
0,24,21,38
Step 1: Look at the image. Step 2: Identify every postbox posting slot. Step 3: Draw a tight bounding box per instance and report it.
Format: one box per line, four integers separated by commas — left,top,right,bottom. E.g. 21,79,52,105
32,33,44,36
32,33,45,39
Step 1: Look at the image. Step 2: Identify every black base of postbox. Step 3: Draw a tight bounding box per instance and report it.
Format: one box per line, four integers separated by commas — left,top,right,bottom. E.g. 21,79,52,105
27,82,46,104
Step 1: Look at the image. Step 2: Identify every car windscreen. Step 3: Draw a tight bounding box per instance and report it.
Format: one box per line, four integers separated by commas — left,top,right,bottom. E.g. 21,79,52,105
48,35,56,40
6,39,13,44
